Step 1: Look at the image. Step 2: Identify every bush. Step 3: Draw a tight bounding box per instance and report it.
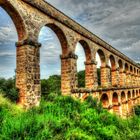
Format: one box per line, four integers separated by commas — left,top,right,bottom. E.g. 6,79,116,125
134,105,140,116
0,94,140,140
0,77,18,102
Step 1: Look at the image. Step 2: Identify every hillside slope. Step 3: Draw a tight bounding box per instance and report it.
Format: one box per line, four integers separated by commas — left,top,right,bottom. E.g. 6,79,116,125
0,93,140,140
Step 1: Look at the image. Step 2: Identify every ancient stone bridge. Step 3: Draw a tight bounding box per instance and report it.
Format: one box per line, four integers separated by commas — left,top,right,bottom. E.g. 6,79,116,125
0,0,140,117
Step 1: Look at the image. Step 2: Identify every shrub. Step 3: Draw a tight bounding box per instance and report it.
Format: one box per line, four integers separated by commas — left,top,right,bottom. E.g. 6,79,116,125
134,105,140,116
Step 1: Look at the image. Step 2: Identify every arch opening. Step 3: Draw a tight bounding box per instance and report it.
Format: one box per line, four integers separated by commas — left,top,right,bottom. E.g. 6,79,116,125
0,7,18,79
109,55,116,86
132,90,135,98
100,93,109,108
75,41,87,88
121,91,126,102
136,90,138,97
125,63,128,73
0,7,20,102
130,66,133,73
96,49,106,86
109,55,116,70
134,67,136,74
38,25,67,95
0,2,26,40
46,24,68,55
118,59,123,71
112,92,118,105
128,91,131,99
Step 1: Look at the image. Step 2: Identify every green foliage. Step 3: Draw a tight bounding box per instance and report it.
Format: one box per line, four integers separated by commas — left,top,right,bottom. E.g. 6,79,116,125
0,94,140,140
78,70,85,87
41,71,86,95
41,75,61,96
0,77,18,102
134,105,140,116
0,75,140,139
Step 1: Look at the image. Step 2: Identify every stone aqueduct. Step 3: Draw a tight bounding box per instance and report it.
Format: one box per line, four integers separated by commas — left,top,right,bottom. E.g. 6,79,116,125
0,0,140,117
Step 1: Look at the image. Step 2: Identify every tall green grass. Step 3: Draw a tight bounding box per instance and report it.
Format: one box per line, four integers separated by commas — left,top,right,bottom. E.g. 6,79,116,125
0,93,140,140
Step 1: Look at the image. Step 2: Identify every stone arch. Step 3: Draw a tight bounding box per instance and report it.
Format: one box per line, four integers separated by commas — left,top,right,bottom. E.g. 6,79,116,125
74,41,87,88
95,49,107,87
109,55,116,70
38,23,71,95
75,40,93,88
0,1,26,40
75,40,92,62
136,90,138,97
130,65,133,73
125,63,129,72
128,91,131,99
44,23,68,54
109,55,118,86
118,59,123,71
132,90,135,98
96,49,106,67
112,92,120,115
112,92,118,104
134,67,136,74
100,93,109,108
127,91,132,115
121,91,126,102
0,2,27,106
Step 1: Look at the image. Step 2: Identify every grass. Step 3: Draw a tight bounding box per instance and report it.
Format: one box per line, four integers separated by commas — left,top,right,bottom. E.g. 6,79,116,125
0,93,140,140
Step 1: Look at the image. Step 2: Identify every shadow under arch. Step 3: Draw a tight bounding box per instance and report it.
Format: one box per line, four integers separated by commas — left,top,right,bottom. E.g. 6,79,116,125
0,1,26,41
112,92,118,105
112,92,120,115
118,59,123,71
132,90,135,98
125,63,129,73
100,93,109,108
128,91,131,99
121,91,126,102
130,65,133,73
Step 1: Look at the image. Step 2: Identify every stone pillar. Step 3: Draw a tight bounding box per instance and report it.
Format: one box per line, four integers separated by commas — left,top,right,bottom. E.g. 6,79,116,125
121,102,128,118
128,99,133,115
85,60,98,89
119,71,126,87
61,53,78,96
111,67,119,87
100,65,111,88
118,95,122,117
16,40,41,109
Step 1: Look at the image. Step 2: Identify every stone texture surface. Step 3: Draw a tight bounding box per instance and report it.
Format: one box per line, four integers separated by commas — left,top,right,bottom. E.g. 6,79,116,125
0,0,140,116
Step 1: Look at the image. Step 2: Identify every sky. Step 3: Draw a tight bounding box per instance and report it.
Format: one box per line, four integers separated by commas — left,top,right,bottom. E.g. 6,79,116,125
0,0,140,79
